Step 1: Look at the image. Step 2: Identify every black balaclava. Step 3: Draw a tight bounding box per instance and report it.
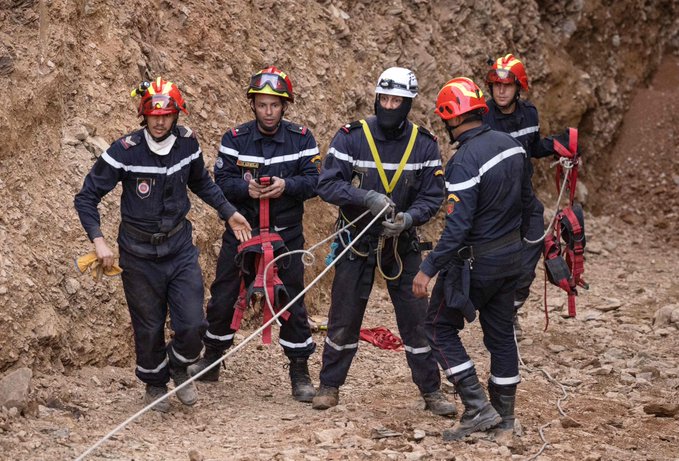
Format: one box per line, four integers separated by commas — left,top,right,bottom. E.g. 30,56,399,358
374,96,413,140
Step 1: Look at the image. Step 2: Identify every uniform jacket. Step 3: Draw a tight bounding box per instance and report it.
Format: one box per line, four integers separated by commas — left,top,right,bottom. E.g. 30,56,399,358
214,119,319,236
420,124,532,279
318,116,444,237
484,99,554,169
74,126,236,258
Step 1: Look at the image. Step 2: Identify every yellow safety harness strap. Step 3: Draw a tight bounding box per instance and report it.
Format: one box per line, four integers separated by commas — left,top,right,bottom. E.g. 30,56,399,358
359,119,419,194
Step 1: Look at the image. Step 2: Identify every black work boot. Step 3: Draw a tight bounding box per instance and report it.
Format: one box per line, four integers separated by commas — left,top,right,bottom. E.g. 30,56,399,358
187,348,223,382
144,384,171,413
422,389,457,416
170,365,198,406
442,374,502,441
288,357,316,402
488,381,516,432
311,384,339,410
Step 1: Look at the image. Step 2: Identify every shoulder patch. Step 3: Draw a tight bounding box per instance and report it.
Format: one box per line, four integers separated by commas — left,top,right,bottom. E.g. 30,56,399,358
177,126,196,138
119,133,142,150
229,124,250,138
341,120,362,134
286,122,308,136
416,126,438,142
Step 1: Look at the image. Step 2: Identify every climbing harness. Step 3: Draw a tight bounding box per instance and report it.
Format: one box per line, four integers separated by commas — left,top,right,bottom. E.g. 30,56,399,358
522,128,588,325
328,120,420,280
74,204,391,461
230,176,290,344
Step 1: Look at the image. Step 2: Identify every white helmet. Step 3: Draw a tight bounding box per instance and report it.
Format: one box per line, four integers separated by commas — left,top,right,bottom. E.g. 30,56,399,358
375,67,418,98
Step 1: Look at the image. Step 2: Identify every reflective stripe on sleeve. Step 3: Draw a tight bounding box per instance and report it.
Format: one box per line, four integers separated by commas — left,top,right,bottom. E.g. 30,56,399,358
446,146,525,192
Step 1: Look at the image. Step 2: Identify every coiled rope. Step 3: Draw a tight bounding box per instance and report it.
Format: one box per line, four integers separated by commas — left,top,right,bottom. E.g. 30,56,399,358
74,205,389,461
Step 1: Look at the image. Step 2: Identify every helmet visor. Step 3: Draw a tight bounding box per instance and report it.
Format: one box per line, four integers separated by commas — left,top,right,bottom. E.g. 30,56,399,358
141,94,178,114
377,77,418,93
486,69,516,85
249,73,291,94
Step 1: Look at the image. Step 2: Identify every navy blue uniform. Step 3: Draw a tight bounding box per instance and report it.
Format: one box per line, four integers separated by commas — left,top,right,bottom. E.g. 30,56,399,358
203,119,319,358
422,124,531,387
74,126,236,386
317,116,445,393
483,99,553,306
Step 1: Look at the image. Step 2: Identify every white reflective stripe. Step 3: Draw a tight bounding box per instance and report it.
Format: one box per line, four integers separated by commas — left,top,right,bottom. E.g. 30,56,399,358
443,360,474,377
136,356,169,374
102,150,201,176
219,145,240,157
446,146,525,192
205,330,235,342
514,300,525,307
167,151,201,176
509,125,539,138
329,147,442,170
220,147,320,166
279,336,315,349
490,374,521,385
325,337,359,351
404,344,431,354
172,346,201,364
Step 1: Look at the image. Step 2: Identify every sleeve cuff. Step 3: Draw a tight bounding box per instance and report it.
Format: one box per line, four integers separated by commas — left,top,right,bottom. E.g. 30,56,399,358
88,228,104,242
219,202,237,221
420,257,439,278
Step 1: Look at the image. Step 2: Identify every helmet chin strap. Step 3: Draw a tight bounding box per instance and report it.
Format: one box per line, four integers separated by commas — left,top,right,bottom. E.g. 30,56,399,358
443,114,482,144
143,115,178,142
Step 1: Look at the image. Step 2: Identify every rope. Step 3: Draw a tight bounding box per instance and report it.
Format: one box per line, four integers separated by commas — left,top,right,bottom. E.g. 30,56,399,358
523,157,575,245
73,204,391,461
262,209,372,322
516,309,574,461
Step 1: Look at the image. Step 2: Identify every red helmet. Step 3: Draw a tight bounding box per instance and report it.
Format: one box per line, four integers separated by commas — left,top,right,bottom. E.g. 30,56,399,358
434,77,488,120
247,66,294,102
133,77,189,117
486,54,529,91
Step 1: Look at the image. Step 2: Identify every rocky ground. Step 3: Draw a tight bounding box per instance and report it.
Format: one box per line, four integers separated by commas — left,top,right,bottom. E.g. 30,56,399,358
1,214,679,461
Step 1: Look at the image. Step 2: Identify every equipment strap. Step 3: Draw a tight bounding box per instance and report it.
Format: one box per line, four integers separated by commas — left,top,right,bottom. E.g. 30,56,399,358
359,119,419,195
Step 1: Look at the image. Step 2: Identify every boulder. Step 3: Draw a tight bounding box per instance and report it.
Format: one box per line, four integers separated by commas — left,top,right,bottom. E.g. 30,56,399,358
0,367,32,411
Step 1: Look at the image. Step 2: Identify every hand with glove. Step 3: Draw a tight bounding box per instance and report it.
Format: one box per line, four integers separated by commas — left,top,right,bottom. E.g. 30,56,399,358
382,211,413,238
363,190,395,217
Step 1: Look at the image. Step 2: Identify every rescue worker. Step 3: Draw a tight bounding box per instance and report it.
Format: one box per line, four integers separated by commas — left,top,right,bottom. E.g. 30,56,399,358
312,67,456,417
74,77,251,412
413,77,532,440
483,54,559,339
188,66,320,403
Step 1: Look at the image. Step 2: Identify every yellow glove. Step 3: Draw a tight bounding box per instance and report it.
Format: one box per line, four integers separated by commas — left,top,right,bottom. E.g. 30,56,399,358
75,252,123,281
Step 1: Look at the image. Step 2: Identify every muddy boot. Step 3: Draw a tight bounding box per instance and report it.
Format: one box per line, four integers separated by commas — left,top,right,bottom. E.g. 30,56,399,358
144,384,171,413
170,366,198,406
489,381,516,438
311,384,339,410
422,389,457,416
288,357,316,402
442,374,502,441
187,348,222,382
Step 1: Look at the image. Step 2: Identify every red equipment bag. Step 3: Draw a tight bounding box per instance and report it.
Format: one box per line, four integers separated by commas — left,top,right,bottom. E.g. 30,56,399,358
231,177,291,344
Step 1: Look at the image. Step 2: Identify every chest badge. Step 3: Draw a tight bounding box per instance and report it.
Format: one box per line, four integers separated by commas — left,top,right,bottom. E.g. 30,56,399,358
136,178,152,199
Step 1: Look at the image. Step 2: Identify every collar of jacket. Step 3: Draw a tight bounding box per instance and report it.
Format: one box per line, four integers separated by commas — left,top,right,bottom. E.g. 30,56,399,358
456,124,491,145
252,119,287,144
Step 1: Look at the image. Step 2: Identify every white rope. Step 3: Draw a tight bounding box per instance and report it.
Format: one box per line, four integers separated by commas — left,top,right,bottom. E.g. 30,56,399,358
523,157,575,245
73,205,390,461
262,209,372,324
516,304,573,461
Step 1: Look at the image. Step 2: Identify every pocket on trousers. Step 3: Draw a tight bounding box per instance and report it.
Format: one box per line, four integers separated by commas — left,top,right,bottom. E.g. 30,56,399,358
442,265,476,322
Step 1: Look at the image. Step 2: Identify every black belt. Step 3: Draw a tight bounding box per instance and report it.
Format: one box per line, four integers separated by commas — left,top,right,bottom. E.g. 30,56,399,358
457,230,521,260
122,220,185,245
